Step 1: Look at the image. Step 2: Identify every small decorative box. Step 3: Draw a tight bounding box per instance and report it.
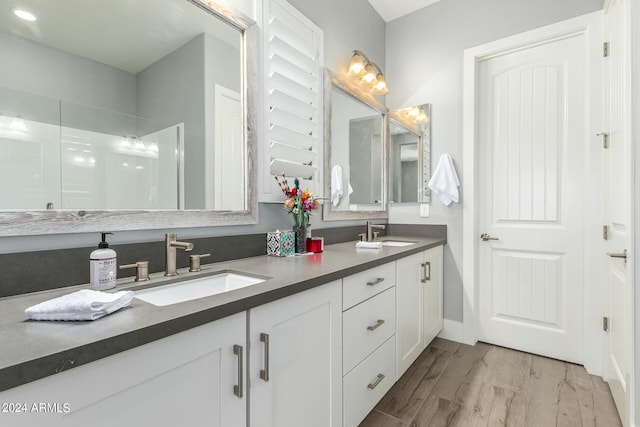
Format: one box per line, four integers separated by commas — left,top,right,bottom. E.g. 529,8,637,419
267,230,295,257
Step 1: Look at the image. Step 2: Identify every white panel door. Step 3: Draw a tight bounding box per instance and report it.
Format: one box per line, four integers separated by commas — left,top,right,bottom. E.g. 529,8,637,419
213,85,244,210
423,245,443,347
249,280,342,427
477,32,586,363
395,252,423,376
603,0,632,424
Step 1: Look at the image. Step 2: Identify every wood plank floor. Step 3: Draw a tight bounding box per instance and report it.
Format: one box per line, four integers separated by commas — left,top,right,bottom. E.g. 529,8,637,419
360,338,622,427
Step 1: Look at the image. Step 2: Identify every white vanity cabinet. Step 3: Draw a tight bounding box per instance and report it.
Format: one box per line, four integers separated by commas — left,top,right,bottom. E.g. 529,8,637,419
422,245,444,347
342,262,397,427
396,251,426,376
395,245,444,376
0,312,247,427
248,280,342,427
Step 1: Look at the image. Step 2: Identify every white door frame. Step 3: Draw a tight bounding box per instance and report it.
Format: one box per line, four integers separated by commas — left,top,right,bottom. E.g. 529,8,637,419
631,0,640,424
462,12,604,374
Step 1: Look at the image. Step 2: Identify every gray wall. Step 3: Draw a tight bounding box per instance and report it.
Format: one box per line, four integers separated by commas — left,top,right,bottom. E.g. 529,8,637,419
386,0,604,322
137,34,206,209
287,0,386,74
0,32,136,115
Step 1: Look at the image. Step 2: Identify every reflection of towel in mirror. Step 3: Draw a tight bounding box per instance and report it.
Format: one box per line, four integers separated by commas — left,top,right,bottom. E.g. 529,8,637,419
428,154,460,206
331,165,343,206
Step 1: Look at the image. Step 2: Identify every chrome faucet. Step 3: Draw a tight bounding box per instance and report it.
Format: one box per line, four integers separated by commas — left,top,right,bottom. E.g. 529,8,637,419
164,233,194,276
366,221,386,242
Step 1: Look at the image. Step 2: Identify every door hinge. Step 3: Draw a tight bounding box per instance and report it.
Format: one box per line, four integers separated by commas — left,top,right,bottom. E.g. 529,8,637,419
597,132,609,148
603,225,609,240
603,316,609,332
603,42,609,57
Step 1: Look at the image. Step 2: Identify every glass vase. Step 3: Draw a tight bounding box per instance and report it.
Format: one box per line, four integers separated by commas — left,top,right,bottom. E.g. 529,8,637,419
293,224,307,254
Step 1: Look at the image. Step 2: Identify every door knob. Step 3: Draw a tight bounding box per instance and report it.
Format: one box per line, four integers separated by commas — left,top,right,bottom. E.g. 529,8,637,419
607,249,627,263
480,233,499,242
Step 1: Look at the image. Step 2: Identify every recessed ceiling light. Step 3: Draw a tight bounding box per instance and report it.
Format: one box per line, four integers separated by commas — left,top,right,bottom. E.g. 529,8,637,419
12,9,37,22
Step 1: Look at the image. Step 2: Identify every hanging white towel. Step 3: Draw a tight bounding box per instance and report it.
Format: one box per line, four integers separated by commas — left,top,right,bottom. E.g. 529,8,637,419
428,153,460,206
331,165,344,206
25,289,134,321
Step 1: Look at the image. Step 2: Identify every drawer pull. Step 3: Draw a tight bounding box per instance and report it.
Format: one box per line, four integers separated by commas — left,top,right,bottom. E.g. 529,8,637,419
259,333,270,382
367,373,386,390
366,319,385,331
367,277,385,286
233,344,243,398
421,262,431,283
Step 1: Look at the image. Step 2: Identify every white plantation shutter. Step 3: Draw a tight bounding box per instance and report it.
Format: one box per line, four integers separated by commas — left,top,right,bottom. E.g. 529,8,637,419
261,0,324,201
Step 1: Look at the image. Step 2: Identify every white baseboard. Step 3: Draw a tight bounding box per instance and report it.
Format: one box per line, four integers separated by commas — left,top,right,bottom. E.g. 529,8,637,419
438,319,464,343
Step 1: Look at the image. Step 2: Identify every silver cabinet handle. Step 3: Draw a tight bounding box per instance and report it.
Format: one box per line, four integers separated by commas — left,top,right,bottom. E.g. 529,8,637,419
367,277,385,286
607,249,628,263
480,233,499,241
259,333,270,382
421,261,431,283
367,319,385,331
367,373,385,389
233,344,243,398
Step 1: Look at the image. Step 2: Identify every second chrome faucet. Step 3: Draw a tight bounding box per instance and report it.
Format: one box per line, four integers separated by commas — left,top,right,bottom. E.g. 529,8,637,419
165,233,194,276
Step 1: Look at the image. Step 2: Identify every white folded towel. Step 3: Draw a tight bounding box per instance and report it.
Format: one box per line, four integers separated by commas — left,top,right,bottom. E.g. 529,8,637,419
25,289,134,321
428,153,460,206
356,241,383,249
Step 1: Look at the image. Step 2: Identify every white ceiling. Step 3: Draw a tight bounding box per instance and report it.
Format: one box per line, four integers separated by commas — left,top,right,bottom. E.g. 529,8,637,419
368,0,441,22
0,0,241,74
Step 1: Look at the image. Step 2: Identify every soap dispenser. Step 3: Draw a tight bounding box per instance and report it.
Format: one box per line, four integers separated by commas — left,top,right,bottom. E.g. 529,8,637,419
90,232,117,290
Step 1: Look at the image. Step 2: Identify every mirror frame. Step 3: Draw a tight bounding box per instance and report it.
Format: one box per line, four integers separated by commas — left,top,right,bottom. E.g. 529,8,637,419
323,69,389,221
388,103,432,204
0,0,259,236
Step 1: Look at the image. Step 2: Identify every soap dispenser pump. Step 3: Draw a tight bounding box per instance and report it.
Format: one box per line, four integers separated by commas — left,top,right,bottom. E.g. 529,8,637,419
90,232,117,290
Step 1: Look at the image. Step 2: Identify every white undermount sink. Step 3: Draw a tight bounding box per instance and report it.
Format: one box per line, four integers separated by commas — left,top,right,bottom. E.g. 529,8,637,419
381,240,417,247
135,272,266,306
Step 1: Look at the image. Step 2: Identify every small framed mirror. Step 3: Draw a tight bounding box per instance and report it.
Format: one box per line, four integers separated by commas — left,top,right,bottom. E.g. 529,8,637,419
323,70,388,221
389,104,432,204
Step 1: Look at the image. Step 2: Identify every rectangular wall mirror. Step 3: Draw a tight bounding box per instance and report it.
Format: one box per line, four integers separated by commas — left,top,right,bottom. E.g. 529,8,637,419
323,70,388,221
0,0,258,235
389,104,432,204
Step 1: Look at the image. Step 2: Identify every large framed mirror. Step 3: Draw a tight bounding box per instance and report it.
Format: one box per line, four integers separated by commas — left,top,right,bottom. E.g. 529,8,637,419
323,70,388,221
389,104,432,204
0,0,258,236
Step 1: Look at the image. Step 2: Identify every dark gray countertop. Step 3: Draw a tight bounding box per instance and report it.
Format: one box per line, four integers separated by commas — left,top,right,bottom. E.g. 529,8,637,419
0,236,445,392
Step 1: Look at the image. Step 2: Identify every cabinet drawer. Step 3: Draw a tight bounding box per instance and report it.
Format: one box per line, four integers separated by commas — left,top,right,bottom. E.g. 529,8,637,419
343,287,395,375
343,336,396,427
343,262,395,310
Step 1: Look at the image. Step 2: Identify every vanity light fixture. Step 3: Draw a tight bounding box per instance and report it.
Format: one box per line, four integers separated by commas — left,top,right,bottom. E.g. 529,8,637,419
398,106,428,124
347,50,389,95
12,8,37,22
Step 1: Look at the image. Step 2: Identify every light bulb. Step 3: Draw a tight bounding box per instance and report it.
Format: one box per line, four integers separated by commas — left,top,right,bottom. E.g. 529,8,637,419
348,54,366,76
372,74,388,95
362,64,377,84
